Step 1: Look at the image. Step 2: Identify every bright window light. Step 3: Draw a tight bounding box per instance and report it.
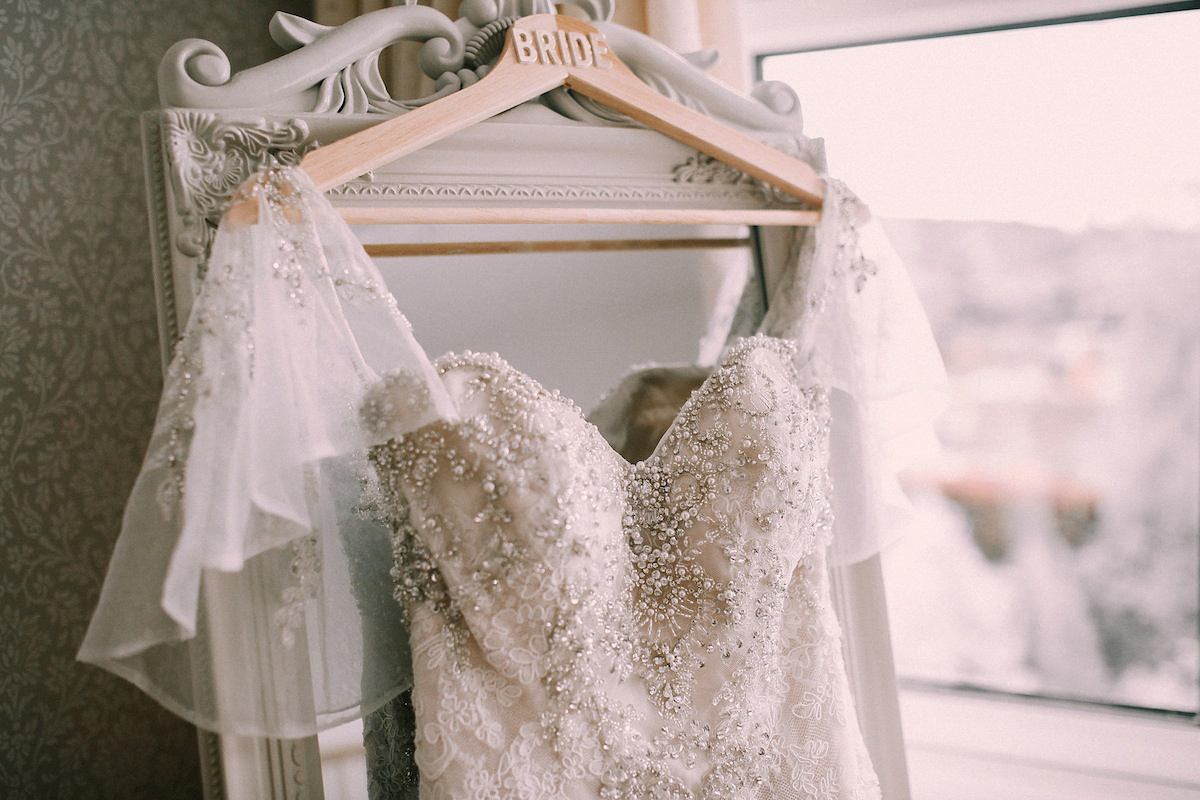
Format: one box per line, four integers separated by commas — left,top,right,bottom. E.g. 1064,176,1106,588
764,10,1200,713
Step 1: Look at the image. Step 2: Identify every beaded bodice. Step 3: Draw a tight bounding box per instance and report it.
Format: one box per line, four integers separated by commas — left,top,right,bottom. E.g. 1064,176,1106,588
369,335,881,799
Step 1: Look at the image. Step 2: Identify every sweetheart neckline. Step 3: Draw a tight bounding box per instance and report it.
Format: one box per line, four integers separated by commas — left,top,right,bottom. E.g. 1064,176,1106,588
429,334,795,469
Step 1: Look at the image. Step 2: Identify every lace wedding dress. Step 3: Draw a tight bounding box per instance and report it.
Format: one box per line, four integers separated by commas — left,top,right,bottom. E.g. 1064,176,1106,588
367,336,878,799
78,155,945,799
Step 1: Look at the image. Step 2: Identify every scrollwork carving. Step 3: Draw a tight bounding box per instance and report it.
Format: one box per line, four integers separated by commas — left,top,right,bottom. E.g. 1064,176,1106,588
157,2,803,136
594,21,804,133
159,6,466,114
516,21,806,131
163,111,313,258
267,10,469,114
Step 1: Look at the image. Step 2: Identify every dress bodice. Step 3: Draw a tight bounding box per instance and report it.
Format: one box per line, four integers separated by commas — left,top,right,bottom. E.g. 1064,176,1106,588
368,336,880,799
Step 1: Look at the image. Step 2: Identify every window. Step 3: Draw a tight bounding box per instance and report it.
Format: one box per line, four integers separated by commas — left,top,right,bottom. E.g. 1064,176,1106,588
761,9,1200,717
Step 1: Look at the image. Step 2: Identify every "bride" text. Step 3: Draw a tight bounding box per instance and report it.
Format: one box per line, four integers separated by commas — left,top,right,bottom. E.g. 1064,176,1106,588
513,29,614,69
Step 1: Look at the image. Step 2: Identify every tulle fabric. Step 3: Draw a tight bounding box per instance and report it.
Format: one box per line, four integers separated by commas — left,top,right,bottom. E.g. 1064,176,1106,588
755,179,948,565
620,174,948,568
77,167,456,738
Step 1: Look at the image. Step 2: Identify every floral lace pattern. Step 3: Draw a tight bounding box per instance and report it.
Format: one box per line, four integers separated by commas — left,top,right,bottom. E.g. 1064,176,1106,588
369,336,881,799
364,690,421,800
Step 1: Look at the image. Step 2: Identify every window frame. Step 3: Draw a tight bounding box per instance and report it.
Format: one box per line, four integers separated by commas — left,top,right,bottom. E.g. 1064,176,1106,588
900,687,1200,797
743,0,1199,59
749,3,1200,793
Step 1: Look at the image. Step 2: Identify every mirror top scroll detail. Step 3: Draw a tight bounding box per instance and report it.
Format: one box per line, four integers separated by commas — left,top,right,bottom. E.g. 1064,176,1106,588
157,1,804,128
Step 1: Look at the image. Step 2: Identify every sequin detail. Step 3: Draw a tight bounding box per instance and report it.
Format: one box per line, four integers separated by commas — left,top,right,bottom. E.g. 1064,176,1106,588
831,181,877,293
369,336,881,799
275,533,321,649
149,165,423,646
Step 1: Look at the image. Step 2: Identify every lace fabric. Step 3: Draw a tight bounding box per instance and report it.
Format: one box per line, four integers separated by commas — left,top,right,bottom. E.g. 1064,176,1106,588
78,145,946,765
369,340,881,798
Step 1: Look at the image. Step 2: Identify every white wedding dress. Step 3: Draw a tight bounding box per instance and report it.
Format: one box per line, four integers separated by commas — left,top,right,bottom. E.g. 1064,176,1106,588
369,337,879,799
78,158,946,799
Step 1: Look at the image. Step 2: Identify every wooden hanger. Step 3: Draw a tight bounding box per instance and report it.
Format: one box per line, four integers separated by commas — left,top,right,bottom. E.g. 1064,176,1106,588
298,14,823,229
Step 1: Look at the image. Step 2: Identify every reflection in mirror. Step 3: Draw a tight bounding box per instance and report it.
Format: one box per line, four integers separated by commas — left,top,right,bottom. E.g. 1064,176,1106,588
316,224,754,797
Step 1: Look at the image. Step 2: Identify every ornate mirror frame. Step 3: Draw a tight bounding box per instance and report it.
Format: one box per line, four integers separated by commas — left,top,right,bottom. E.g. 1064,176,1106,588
141,3,909,797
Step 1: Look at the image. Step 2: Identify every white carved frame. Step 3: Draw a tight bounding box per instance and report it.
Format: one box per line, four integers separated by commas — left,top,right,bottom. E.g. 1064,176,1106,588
142,5,909,799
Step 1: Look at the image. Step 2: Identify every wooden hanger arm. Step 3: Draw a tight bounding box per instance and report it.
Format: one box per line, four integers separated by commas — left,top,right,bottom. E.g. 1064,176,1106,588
301,62,567,192
566,65,824,207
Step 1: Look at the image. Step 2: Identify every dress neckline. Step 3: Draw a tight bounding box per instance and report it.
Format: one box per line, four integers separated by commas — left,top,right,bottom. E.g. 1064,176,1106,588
430,335,793,469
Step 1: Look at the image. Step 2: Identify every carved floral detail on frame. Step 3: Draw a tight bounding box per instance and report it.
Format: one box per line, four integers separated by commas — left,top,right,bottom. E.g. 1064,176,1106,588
672,153,818,208
672,153,757,186
163,110,313,258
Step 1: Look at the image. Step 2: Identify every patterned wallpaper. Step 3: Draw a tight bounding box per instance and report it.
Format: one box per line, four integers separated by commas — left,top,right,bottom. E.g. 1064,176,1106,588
0,1,306,797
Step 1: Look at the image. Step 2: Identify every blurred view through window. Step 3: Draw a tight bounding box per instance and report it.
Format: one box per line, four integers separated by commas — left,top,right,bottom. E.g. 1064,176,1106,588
763,10,1200,712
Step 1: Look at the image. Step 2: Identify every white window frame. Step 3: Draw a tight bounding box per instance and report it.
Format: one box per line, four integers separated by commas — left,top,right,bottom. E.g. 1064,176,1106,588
746,2,1200,795
901,688,1200,798
741,0,1194,57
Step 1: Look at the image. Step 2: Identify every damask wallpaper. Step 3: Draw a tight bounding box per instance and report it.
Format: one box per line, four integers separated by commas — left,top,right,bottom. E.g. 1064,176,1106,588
0,1,307,797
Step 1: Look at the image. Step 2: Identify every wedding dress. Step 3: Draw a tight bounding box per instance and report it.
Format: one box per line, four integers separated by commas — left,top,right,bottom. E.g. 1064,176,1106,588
78,153,945,798
368,336,879,799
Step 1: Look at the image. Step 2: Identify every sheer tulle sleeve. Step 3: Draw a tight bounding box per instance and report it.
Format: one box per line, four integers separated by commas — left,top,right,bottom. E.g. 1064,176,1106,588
760,180,948,566
77,166,456,738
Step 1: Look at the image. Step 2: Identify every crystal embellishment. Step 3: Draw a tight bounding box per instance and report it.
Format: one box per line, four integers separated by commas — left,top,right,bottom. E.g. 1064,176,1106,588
368,336,881,799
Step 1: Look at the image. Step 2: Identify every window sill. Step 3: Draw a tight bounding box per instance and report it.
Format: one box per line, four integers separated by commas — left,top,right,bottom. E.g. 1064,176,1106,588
900,685,1200,799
